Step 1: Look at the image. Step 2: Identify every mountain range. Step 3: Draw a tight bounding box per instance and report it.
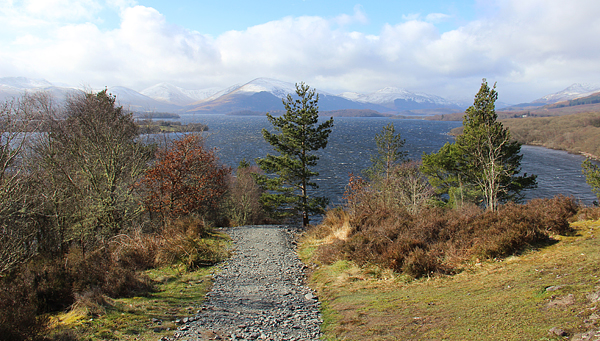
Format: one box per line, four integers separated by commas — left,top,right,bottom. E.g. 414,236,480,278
1,76,599,117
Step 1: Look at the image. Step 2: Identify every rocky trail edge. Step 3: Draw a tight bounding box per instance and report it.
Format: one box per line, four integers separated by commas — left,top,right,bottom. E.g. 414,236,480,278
166,225,322,341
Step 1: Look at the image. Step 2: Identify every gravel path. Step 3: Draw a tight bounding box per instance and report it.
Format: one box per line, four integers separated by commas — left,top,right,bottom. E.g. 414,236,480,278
169,225,322,341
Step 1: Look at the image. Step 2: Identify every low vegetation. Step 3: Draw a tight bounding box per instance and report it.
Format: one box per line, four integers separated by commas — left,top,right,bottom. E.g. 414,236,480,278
48,265,216,340
303,194,578,277
299,80,600,339
300,214,600,340
0,91,266,340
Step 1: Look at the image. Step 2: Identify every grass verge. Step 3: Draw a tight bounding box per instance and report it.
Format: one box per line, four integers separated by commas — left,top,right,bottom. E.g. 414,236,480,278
49,265,216,340
301,218,600,340
47,228,231,341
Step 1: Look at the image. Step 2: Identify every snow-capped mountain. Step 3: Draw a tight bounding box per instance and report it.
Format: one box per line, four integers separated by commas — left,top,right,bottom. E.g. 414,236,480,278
140,83,221,106
233,78,299,98
532,83,600,104
185,78,396,114
195,78,300,104
201,83,245,102
0,76,473,114
339,87,463,110
106,86,180,112
0,77,54,89
0,77,79,102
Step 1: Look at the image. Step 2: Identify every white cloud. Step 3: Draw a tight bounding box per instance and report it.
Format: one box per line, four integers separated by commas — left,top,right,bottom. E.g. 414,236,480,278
23,0,102,21
333,5,368,26
106,0,136,11
401,13,421,21
2,0,600,103
425,13,451,23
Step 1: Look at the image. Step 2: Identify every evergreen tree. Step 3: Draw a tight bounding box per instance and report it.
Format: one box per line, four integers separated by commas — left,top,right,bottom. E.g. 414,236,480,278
423,79,536,210
256,82,334,226
582,158,600,203
365,123,407,181
421,141,479,208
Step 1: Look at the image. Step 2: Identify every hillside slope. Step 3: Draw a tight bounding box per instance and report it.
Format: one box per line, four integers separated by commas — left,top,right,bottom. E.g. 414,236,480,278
501,112,600,159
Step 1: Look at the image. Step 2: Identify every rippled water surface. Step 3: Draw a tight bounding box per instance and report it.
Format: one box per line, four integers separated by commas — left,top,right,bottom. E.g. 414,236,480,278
180,115,598,207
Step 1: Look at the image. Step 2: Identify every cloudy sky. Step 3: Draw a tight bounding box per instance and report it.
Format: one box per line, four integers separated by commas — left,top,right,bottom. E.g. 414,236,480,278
1,0,599,104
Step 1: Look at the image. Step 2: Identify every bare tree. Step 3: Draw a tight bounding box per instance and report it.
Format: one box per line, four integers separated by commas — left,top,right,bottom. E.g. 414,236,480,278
0,93,53,276
226,160,265,226
388,161,435,214
33,90,153,254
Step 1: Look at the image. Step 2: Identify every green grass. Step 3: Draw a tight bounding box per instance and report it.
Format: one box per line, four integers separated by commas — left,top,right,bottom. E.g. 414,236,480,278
50,266,218,340
303,219,600,340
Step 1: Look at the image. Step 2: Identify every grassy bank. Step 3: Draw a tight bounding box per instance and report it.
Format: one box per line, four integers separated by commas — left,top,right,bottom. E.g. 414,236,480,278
46,225,232,341
300,217,600,340
49,266,217,340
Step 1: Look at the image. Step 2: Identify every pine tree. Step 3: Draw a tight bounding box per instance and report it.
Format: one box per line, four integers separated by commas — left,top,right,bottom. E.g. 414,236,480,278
256,82,334,226
582,158,600,203
423,79,536,210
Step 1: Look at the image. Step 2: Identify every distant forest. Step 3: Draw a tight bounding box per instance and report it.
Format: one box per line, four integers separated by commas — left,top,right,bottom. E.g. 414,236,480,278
137,119,208,133
133,112,180,119
449,111,600,159
501,111,600,159
548,93,600,108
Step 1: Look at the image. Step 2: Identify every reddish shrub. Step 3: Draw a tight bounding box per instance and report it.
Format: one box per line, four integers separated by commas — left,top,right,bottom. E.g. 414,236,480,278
137,135,230,224
321,194,579,278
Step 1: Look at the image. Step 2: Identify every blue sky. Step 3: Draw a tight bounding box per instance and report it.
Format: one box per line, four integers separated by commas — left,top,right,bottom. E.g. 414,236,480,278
134,1,477,37
1,0,600,103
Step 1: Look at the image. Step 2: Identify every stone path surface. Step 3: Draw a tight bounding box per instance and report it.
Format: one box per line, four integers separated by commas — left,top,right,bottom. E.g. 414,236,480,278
168,225,322,341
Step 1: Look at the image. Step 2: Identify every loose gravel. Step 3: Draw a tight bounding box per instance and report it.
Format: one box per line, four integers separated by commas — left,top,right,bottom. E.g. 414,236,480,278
167,225,322,341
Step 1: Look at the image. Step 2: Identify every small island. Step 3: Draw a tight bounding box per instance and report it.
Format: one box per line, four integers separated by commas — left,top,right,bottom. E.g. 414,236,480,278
136,119,209,134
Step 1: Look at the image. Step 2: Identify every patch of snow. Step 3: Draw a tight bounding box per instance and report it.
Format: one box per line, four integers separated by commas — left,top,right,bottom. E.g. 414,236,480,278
141,83,221,105
534,83,600,104
338,92,362,101
0,77,54,89
340,87,459,106
235,78,298,98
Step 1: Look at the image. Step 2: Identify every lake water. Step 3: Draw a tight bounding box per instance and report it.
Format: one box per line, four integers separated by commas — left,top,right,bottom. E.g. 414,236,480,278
178,114,599,207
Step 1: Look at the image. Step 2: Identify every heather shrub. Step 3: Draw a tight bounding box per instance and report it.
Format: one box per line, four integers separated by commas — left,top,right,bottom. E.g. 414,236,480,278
524,195,578,234
109,228,162,271
0,271,49,341
315,194,579,278
577,205,600,221
155,216,229,270
66,247,152,299
401,247,443,278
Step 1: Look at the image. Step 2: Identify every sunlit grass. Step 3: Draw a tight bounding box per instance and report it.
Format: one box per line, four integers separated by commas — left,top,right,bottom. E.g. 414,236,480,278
49,266,217,340
48,229,231,340
303,218,600,340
